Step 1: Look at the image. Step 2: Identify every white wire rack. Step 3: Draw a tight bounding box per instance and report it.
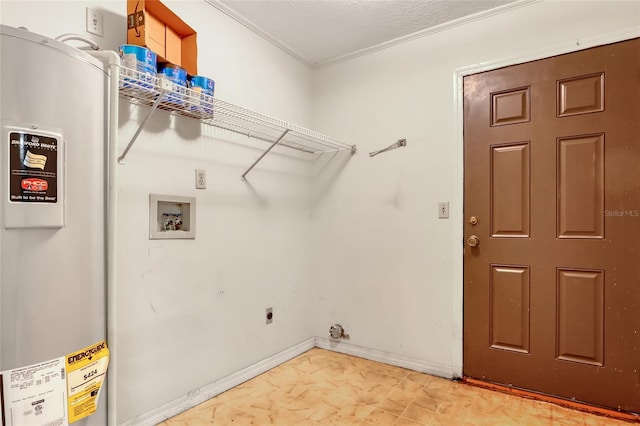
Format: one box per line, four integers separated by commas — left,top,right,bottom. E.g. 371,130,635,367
117,66,356,179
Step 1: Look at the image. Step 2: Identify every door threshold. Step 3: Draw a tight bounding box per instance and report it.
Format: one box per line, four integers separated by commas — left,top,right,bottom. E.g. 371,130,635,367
463,377,639,423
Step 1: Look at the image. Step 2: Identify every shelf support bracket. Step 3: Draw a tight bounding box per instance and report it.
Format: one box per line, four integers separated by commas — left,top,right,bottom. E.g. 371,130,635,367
118,82,170,164
369,138,406,158
241,129,290,181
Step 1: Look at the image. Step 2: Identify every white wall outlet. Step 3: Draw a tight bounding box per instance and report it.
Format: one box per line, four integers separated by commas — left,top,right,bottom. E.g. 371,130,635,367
86,8,103,37
195,169,206,189
438,201,450,219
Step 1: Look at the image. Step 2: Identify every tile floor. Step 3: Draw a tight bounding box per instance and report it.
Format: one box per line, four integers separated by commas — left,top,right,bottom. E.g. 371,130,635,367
160,348,631,425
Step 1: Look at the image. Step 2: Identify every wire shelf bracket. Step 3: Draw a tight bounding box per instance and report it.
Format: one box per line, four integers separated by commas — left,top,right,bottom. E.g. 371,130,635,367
118,78,172,164
116,66,357,176
369,139,407,157
241,129,289,181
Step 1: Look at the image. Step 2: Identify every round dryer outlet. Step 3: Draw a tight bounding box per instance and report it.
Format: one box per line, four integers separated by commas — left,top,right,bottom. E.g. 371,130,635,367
329,324,345,339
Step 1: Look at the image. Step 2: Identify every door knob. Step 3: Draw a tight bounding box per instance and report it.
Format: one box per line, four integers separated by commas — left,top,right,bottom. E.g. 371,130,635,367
467,235,480,247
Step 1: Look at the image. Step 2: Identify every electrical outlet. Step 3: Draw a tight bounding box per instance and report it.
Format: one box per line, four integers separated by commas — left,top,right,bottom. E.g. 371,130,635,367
438,201,449,219
195,169,206,189
86,8,103,37
266,307,273,324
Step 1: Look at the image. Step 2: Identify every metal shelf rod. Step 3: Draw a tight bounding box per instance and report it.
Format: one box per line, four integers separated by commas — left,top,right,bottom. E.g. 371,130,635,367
369,138,406,157
241,129,290,181
118,90,167,164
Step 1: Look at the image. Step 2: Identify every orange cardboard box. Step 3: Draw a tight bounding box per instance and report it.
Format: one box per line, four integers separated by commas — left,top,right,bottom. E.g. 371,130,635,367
127,0,197,75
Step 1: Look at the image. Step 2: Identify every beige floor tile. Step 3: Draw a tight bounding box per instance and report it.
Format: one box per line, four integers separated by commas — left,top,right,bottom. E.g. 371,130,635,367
161,348,634,426
338,402,378,421
387,386,419,406
396,377,426,394
362,408,400,425
405,371,433,387
357,368,384,382
354,387,386,405
219,411,263,425
297,388,347,409
412,392,442,413
402,402,437,422
318,414,362,426
551,404,587,425
375,373,406,390
306,403,342,422
394,416,424,426
372,365,411,381
583,413,630,426
402,409,471,426
377,396,411,416
361,380,389,395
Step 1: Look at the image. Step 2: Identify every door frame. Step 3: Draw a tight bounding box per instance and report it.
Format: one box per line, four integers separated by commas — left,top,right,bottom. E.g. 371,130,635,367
451,26,640,378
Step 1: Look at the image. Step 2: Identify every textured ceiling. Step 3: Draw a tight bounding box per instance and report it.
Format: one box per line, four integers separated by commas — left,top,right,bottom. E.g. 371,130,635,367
210,0,522,66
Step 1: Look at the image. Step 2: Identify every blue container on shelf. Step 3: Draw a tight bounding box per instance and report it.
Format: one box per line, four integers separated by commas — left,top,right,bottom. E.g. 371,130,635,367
158,64,188,106
119,44,157,91
188,76,215,114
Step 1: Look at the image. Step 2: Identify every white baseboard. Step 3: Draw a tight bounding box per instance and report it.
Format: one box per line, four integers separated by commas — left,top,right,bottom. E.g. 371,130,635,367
119,337,315,426
314,337,455,379
120,337,455,425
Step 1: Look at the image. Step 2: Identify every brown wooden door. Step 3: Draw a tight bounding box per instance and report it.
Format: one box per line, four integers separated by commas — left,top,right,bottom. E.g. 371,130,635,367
463,38,640,413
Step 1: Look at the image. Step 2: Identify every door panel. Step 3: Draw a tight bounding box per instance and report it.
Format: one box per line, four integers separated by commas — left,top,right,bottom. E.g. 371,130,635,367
556,268,604,366
557,73,604,117
463,38,640,413
491,87,531,126
489,265,530,353
557,134,604,238
491,142,530,237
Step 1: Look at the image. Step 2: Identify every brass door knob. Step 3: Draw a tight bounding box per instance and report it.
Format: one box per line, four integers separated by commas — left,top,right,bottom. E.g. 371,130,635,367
467,235,480,247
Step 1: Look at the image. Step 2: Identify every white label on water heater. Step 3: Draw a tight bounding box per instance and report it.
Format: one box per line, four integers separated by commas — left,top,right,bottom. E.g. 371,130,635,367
2,124,64,228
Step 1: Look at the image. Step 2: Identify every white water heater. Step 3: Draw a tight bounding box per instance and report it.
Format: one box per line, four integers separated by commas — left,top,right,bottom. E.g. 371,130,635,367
0,25,108,425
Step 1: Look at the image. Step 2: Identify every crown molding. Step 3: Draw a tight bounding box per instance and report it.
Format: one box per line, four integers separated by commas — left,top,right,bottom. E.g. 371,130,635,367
205,0,540,69
204,0,313,67
316,0,540,68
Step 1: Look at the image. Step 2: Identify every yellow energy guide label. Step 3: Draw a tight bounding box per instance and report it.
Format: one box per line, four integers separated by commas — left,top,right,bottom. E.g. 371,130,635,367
65,341,109,423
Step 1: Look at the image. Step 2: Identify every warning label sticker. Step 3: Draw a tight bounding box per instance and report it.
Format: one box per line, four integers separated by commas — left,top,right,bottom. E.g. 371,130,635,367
9,132,58,203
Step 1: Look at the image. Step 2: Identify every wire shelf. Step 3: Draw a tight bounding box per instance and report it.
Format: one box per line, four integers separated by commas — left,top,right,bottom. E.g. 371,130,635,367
117,66,356,159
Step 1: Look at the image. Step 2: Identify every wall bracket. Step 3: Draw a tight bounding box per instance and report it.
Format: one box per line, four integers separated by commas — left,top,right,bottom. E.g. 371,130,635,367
241,129,289,181
369,138,407,157
118,79,171,164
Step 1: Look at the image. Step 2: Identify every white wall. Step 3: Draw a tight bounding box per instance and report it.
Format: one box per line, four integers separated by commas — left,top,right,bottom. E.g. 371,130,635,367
114,2,314,422
311,0,640,374
0,1,312,123
2,1,315,424
0,1,126,54
3,0,639,423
